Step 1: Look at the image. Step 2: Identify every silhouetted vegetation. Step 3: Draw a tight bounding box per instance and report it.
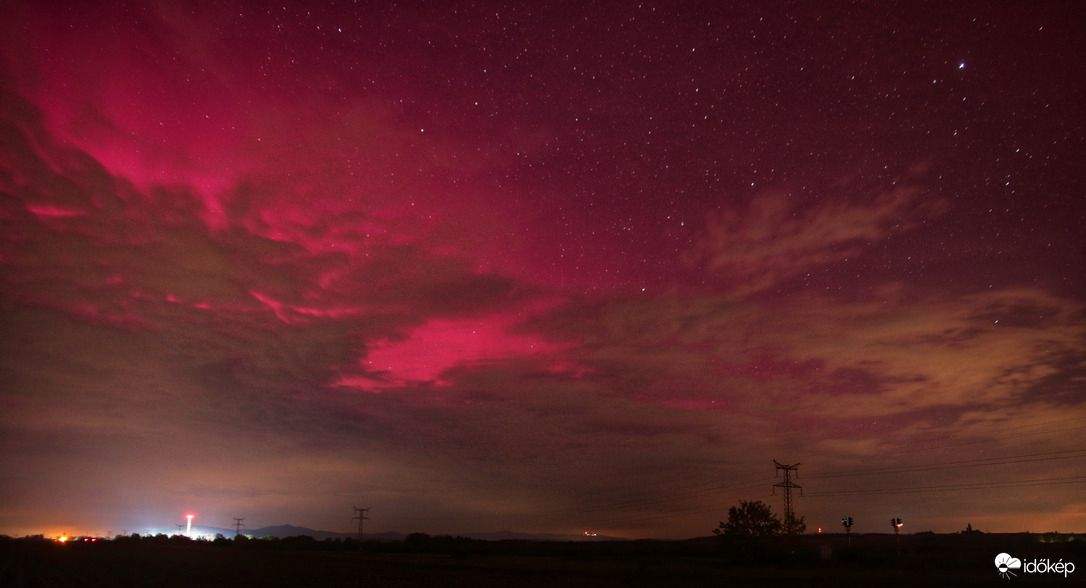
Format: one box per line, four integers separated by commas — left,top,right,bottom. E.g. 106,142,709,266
713,499,805,538
1,532,1080,587
709,500,814,564
714,500,782,538
783,512,807,536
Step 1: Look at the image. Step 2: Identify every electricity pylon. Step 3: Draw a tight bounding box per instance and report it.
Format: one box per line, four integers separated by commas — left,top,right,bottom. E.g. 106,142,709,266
772,460,802,531
352,506,370,545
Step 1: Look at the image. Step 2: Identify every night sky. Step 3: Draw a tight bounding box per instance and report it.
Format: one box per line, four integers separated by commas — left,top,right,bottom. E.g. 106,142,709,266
2,1,1084,540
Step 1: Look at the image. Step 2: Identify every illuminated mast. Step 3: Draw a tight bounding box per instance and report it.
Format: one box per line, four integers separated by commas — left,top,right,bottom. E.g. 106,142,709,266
186,514,194,536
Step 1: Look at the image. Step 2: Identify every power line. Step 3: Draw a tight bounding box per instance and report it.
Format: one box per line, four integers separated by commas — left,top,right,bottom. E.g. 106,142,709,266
587,475,1085,530
376,475,778,534
366,417,1086,533
508,430,1085,526
568,448,1082,519
806,449,1086,480
373,447,1083,528
545,458,1082,531
869,419,1086,458
807,475,1086,497
376,478,772,525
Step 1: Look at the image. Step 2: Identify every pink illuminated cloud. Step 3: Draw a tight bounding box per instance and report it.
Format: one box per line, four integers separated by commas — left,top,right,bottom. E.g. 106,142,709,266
339,315,572,389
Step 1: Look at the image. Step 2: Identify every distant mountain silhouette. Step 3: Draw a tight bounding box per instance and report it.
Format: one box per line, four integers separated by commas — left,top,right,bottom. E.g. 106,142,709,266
460,530,627,542
240,525,402,541
196,524,623,542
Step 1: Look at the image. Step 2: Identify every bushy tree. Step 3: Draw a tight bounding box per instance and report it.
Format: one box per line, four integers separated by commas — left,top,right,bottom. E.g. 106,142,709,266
713,500,782,538
783,512,807,535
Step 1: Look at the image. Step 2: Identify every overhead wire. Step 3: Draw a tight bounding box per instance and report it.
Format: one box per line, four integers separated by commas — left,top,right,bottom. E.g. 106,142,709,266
806,476,1086,498
804,448,1086,479
374,415,1086,532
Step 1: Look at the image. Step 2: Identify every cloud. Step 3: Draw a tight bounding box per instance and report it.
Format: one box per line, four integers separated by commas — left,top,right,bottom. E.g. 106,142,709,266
519,284,1086,461
684,185,947,294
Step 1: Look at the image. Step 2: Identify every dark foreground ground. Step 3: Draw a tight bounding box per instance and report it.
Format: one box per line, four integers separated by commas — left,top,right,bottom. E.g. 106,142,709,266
1,532,1080,587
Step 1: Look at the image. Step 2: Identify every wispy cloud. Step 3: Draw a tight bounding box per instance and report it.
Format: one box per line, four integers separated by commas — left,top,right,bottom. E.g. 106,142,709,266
684,186,948,295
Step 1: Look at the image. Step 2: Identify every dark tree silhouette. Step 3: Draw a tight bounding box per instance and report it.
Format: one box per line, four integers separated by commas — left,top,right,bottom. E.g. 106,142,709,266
783,512,807,535
713,500,783,538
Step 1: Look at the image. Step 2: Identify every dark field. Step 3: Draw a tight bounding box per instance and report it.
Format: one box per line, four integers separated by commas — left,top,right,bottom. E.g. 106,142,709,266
2,533,1080,587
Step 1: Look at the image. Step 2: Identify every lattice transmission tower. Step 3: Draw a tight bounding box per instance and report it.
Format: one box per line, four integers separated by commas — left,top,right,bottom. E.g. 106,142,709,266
352,506,371,544
772,459,802,527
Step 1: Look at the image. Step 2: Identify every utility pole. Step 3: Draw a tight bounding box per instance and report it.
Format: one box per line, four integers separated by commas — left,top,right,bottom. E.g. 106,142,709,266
891,518,902,553
772,460,802,531
352,506,370,546
233,517,245,538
